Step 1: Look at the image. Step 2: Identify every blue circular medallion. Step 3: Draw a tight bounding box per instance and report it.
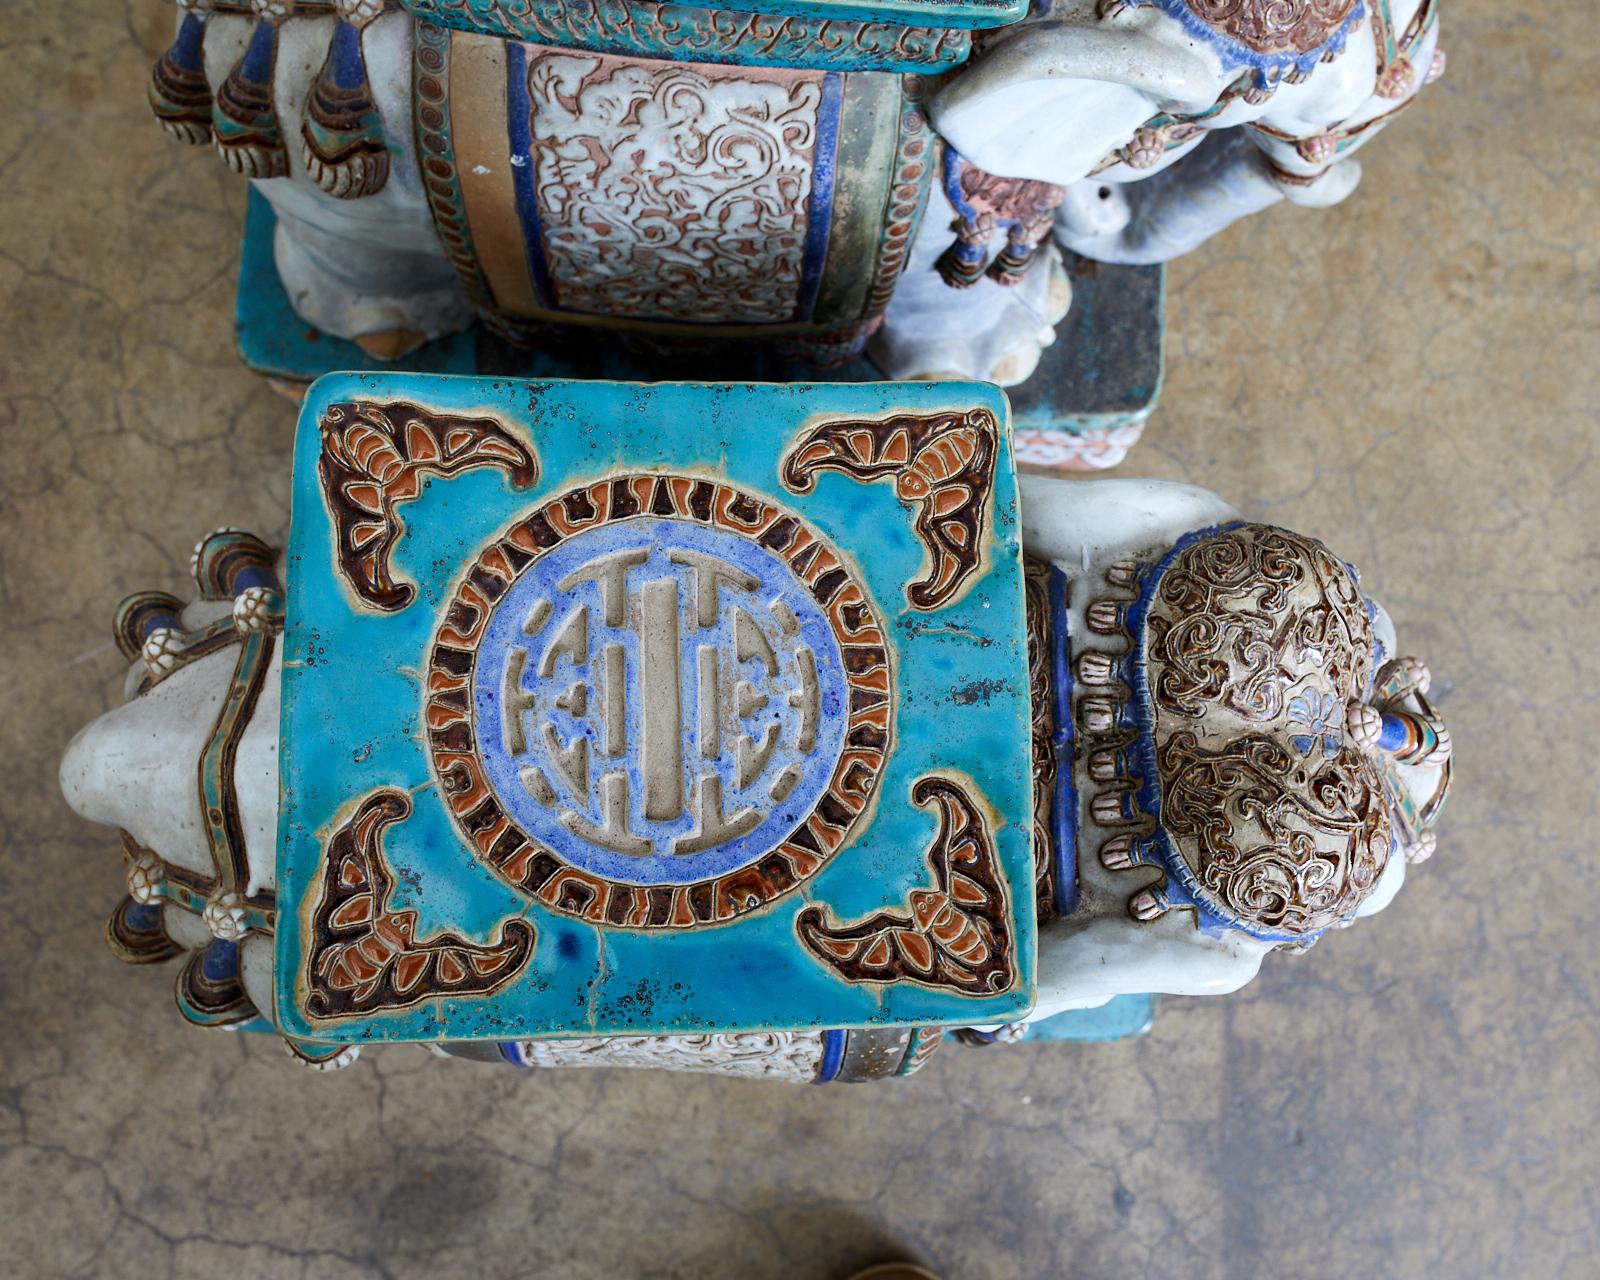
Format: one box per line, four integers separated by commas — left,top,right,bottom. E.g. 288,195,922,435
472,518,848,885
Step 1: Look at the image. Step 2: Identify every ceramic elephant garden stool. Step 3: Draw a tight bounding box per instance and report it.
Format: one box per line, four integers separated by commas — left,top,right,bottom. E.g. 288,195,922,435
61,376,1452,1079
142,0,1444,470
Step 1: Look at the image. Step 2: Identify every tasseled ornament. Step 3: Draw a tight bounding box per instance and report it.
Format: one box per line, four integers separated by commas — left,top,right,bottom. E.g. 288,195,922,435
1296,133,1338,165
985,234,1038,287
149,6,213,145
936,147,1064,290
302,7,391,199
935,234,990,290
214,1,290,179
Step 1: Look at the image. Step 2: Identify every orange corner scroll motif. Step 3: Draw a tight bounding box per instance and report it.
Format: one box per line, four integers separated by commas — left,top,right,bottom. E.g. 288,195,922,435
317,400,539,611
797,774,1016,995
781,409,999,611
305,789,536,1019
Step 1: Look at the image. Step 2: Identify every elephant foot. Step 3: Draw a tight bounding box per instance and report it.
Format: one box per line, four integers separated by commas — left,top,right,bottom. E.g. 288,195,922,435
873,246,1072,387
1272,157,1363,207
353,328,427,361
270,199,476,349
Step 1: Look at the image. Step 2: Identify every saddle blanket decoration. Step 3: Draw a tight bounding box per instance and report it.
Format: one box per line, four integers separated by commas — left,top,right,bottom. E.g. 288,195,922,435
416,24,935,353
276,374,1037,1043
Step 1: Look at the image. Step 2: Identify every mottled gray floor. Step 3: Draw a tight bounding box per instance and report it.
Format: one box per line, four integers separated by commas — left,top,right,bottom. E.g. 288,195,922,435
2,2,1596,1277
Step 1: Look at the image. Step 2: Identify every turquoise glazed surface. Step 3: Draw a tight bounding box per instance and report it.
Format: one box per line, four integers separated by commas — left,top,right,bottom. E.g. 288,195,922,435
402,0,1029,35
275,374,1036,1043
402,0,979,71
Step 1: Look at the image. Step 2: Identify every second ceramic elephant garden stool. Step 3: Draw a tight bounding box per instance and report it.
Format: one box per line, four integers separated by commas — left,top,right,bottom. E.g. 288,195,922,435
143,0,1447,472
145,0,1170,467
61,376,1452,1077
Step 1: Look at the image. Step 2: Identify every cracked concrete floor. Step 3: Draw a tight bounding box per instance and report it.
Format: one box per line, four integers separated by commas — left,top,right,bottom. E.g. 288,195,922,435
3,2,1596,1277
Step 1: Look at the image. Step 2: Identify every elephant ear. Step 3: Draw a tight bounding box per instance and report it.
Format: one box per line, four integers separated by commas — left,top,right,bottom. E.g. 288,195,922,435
930,23,1223,184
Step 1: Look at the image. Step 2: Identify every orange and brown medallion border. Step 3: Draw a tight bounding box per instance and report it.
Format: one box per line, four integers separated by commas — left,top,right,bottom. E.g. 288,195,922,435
423,472,895,930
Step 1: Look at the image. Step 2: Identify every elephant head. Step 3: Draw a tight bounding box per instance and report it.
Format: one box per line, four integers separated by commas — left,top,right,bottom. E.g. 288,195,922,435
931,0,1444,263
1017,476,1450,1022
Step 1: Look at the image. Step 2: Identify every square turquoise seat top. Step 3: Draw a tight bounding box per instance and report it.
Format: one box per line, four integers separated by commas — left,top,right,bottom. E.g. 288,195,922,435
275,374,1036,1043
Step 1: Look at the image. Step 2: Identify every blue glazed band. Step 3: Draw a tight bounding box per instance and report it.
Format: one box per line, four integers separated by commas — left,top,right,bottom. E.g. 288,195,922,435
813,1028,847,1082
796,71,844,322
125,900,166,931
231,565,278,595
328,19,367,89
1048,563,1078,917
173,10,207,67
201,937,240,981
505,42,557,311
238,17,279,84
1377,713,1410,752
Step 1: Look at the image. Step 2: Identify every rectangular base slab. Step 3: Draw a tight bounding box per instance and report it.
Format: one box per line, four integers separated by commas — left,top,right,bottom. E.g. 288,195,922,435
237,191,1164,473
1020,995,1157,1042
